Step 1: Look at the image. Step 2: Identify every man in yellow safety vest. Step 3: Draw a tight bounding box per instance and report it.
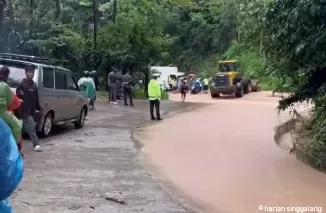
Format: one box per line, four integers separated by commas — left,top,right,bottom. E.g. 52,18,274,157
148,74,162,121
203,78,209,92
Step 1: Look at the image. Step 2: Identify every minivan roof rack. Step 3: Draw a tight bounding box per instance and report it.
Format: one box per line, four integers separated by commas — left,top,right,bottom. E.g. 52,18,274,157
0,53,55,65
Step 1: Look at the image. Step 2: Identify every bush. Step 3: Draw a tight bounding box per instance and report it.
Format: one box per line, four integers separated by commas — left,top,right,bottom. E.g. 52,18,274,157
298,100,326,163
133,89,146,99
223,43,266,79
96,89,169,101
133,89,169,100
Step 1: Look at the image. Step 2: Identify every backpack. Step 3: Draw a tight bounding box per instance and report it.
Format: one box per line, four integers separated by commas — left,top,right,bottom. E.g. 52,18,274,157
0,199,13,213
0,118,24,201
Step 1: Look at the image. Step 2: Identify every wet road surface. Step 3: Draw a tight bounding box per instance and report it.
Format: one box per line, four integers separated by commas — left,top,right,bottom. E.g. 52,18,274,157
136,92,326,213
12,100,203,213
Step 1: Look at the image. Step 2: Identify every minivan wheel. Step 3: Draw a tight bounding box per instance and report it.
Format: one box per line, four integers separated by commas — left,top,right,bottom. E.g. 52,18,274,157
75,108,86,129
40,113,53,138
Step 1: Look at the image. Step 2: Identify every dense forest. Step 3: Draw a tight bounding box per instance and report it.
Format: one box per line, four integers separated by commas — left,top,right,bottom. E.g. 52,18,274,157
1,0,326,159
0,0,267,81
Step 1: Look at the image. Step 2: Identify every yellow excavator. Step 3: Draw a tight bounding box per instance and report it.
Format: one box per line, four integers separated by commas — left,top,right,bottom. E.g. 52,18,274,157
210,60,259,98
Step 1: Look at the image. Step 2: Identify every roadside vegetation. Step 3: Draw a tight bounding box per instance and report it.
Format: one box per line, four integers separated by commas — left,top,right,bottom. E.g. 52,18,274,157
0,1,325,159
97,89,169,102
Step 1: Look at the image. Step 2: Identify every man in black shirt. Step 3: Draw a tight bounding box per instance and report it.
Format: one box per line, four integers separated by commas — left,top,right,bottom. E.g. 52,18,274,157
16,65,42,151
122,70,133,106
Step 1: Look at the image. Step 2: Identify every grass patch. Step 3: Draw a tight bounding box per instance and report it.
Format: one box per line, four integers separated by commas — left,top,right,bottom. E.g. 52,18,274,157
133,89,169,100
96,89,169,102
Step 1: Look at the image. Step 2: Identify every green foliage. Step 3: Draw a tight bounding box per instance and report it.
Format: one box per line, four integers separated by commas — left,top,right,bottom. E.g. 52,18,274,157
0,0,317,97
0,0,321,104
133,89,146,99
194,55,219,79
257,0,326,160
299,104,326,163
163,0,238,72
259,0,326,110
161,92,169,100
0,0,255,77
221,42,286,91
223,43,265,79
97,89,169,101
133,89,169,100
1,0,324,162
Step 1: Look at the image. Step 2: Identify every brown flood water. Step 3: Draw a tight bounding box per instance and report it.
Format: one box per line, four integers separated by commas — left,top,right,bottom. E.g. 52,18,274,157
137,93,326,213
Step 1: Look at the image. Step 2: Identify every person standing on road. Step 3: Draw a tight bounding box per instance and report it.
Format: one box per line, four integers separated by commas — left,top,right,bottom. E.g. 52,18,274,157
107,68,118,105
78,71,96,110
203,78,209,93
122,70,134,106
0,118,24,213
90,70,99,91
180,79,188,102
177,77,182,91
148,74,162,121
16,65,42,151
0,66,24,156
116,72,122,100
188,77,194,91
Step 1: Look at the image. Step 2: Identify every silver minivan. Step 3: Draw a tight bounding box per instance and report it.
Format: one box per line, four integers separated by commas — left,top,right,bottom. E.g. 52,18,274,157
0,53,89,138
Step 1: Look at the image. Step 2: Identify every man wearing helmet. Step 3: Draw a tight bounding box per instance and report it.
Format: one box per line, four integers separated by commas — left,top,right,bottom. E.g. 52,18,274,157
78,71,96,110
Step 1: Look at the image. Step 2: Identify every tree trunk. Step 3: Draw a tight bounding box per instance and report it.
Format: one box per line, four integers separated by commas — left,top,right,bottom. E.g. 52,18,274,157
29,0,34,38
92,0,98,49
259,33,263,57
0,0,5,25
112,0,117,24
55,0,62,20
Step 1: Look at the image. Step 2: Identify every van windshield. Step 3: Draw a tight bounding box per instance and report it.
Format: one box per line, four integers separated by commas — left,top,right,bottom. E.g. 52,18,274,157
0,62,37,88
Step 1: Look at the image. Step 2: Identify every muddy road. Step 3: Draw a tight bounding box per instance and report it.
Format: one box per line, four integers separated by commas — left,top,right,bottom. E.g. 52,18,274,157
137,92,326,213
12,100,204,213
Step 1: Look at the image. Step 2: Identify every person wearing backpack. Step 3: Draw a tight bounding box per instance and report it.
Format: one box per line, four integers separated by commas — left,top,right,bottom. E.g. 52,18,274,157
180,79,188,102
78,71,96,110
0,66,24,156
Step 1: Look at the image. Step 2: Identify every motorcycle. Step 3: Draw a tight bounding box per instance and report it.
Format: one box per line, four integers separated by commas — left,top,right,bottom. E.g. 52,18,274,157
190,81,202,94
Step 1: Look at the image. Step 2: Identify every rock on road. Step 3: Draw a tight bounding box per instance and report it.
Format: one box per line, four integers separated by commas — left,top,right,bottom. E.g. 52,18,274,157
136,92,326,213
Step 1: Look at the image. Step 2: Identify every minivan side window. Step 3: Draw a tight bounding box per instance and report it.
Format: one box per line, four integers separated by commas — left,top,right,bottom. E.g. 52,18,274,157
66,73,78,91
55,70,67,90
42,67,54,89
